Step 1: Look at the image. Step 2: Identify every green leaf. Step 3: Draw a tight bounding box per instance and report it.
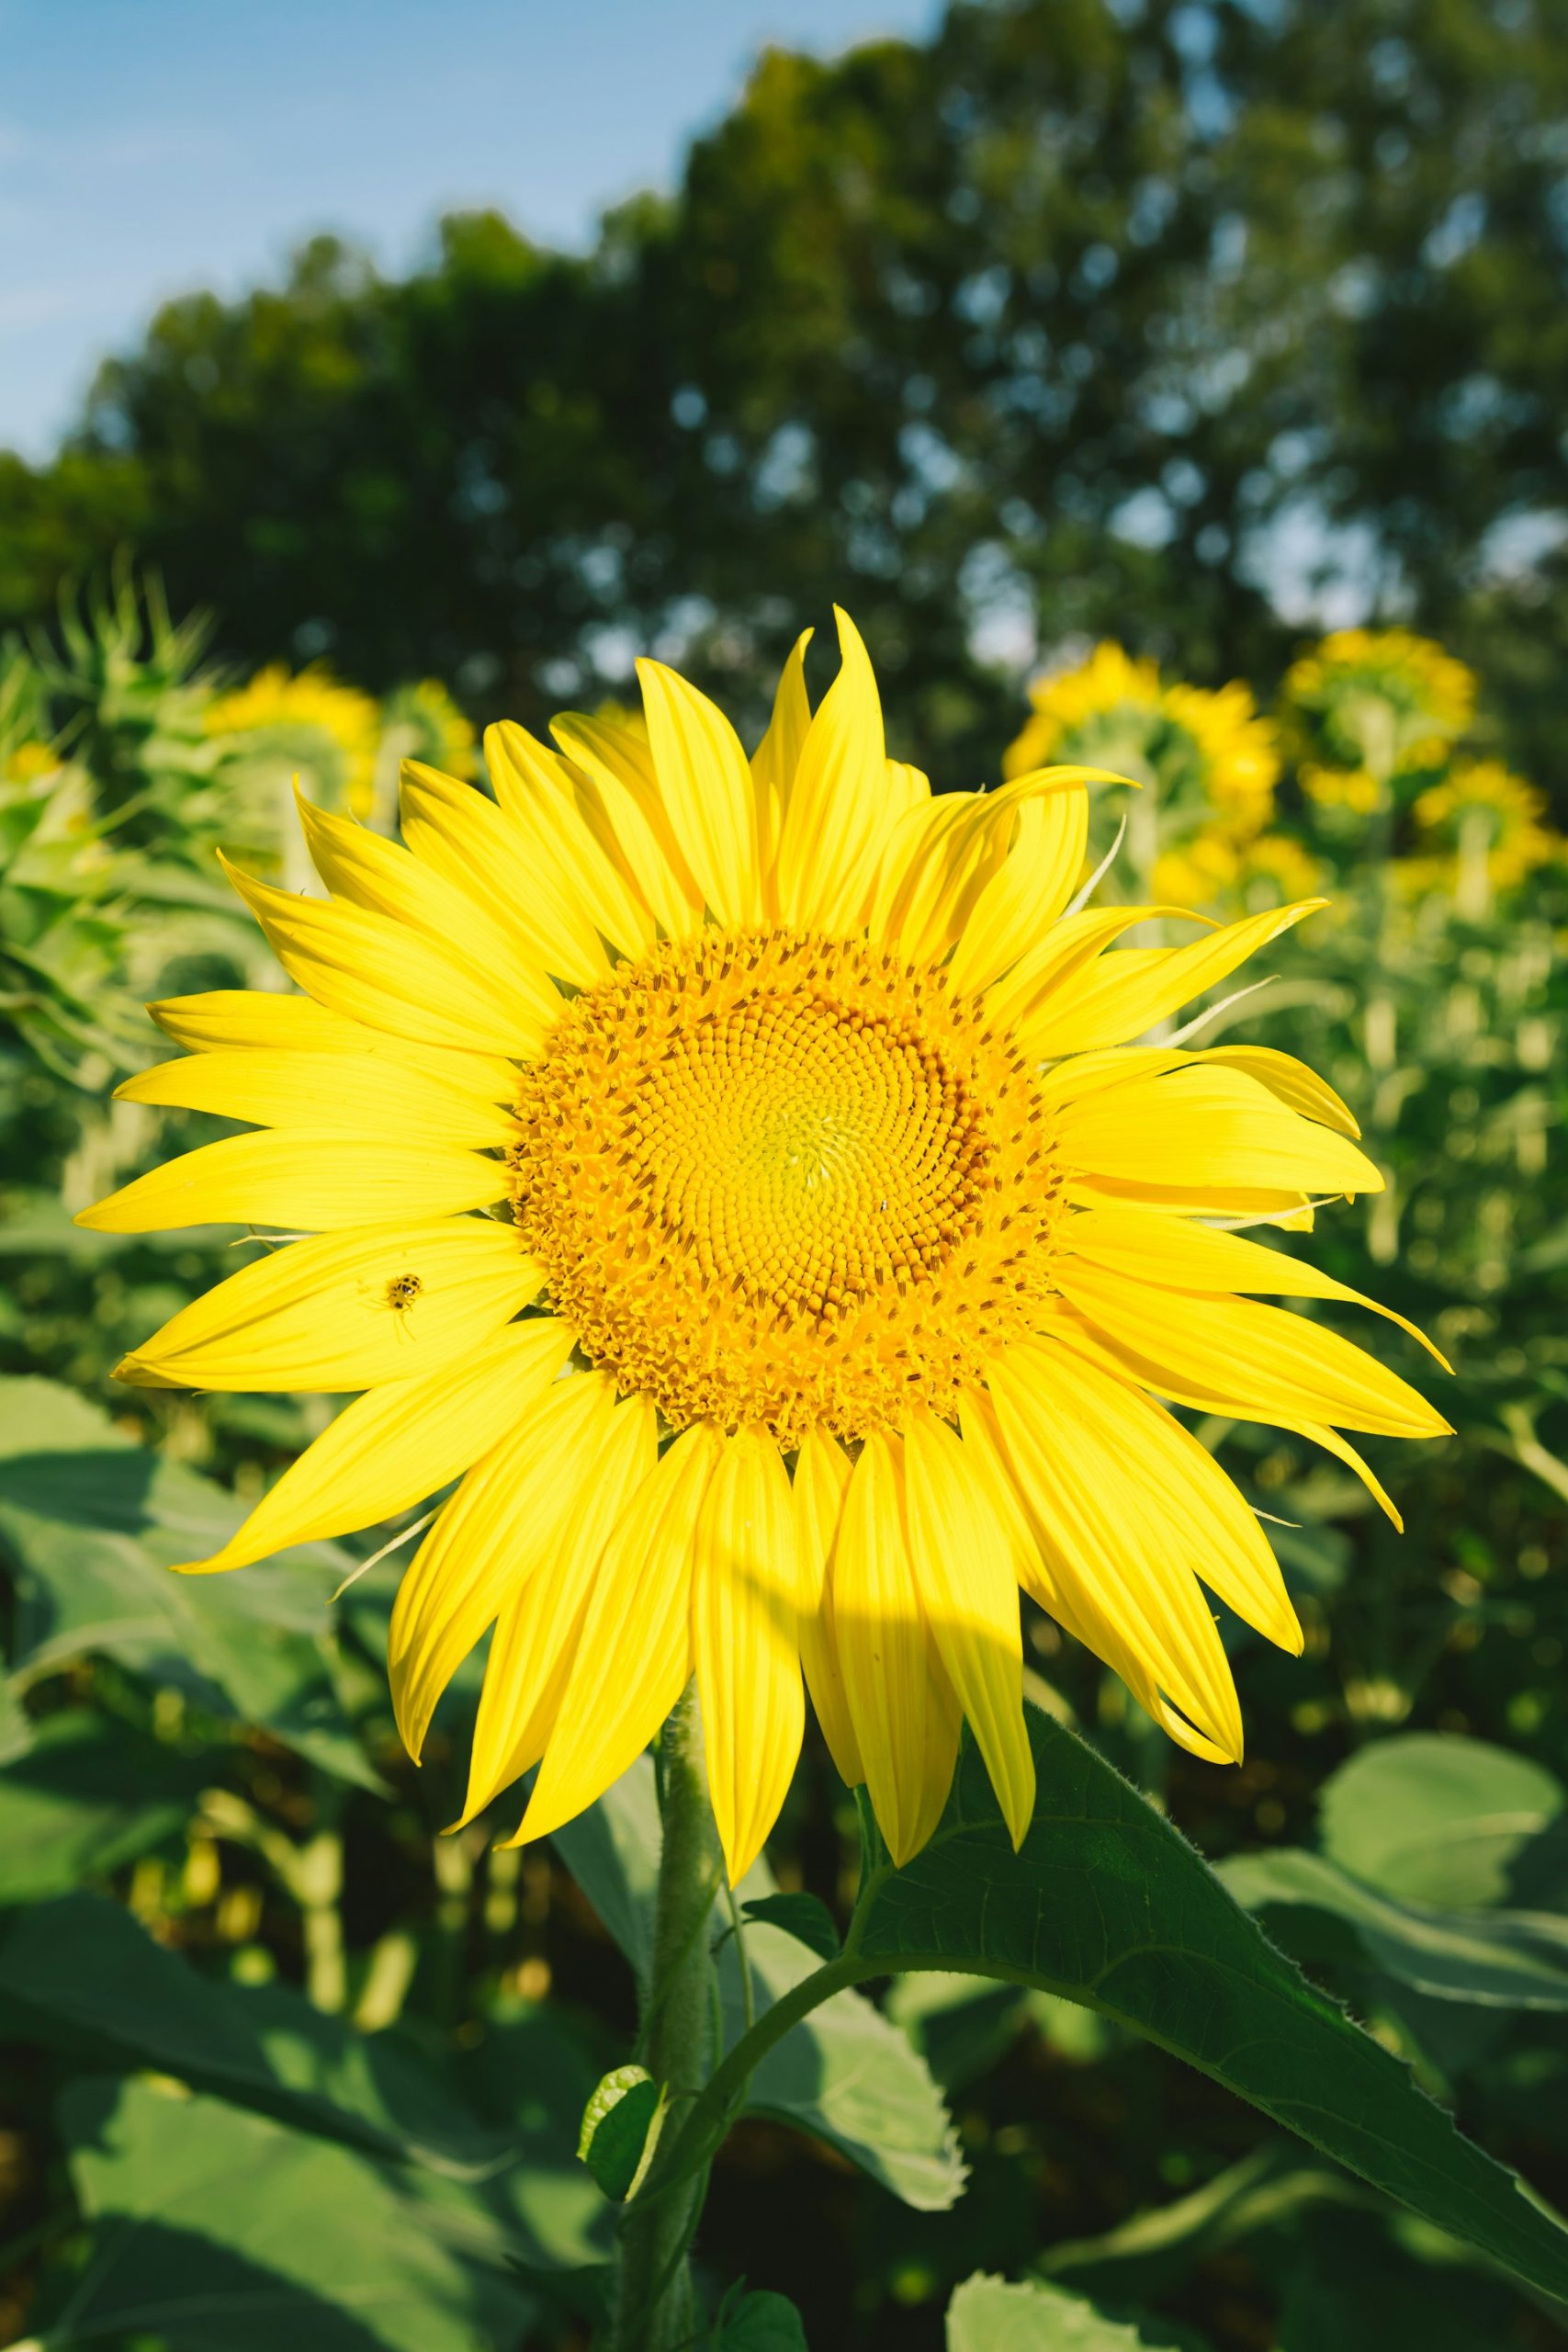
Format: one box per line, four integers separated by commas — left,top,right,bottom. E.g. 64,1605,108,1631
0,1891,506,2180
838,1706,1568,2303
741,1891,841,1961
0,1375,378,1787
947,2274,1186,2349
555,1757,964,2211
578,2064,667,2201
710,2285,811,2347
34,2075,536,2352
0,1707,205,1904
1219,1847,1568,2008
1039,2141,1368,2301
1317,1733,1565,1910
886,1973,1035,2090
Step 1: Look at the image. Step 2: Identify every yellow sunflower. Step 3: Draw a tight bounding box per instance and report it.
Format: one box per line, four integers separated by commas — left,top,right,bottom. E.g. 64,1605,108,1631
1283,628,1476,789
1404,759,1563,909
81,612,1449,1880
207,662,382,820
1005,642,1280,835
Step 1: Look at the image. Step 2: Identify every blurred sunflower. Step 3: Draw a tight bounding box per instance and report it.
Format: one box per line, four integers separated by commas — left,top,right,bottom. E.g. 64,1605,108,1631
207,663,382,823
1153,830,1324,915
1403,760,1564,917
1005,642,1281,908
1283,628,1476,808
85,613,1448,1878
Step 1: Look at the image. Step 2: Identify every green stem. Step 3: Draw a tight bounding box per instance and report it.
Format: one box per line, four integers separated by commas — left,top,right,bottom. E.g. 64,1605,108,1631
607,1681,723,2352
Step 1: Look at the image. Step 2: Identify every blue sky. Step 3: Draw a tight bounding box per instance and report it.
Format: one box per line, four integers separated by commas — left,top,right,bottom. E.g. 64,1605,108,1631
0,0,941,459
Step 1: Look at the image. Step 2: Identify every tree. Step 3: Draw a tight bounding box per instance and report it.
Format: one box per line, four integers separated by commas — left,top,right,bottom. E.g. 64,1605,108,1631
3,0,1565,791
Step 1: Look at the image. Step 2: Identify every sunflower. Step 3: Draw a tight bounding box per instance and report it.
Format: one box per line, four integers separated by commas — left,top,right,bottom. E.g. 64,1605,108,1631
82,612,1449,1880
1283,628,1475,792
1404,760,1564,910
207,662,382,821
1005,642,1280,836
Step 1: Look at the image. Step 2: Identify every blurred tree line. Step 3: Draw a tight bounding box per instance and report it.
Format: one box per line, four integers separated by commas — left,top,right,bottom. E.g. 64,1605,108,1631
4,0,1567,791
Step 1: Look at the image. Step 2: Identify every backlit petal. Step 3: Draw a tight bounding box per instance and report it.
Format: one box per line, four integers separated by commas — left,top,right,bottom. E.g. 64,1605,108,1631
832,1429,960,1866
987,1343,1246,1760
116,1047,516,1151
515,1421,724,1847
693,1426,804,1883
176,1318,576,1574
77,1130,505,1233
115,1219,541,1393
1045,1267,1451,1439
904,1408,1034,1846
792,1428,863,1786
461,1394,659,1822
637,659,759,924
773,608,890,932
220,854,556,1058
388,1371,620,1759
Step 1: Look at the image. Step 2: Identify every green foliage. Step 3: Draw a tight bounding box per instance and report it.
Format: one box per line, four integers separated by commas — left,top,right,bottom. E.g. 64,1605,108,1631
4,3,1567,795
578,2065,667,2202
2,374,1566,2345
946,2272,1180,2350
830,1707,1568,2303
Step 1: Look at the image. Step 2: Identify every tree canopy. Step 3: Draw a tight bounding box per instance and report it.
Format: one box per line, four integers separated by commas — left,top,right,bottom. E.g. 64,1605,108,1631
4,0,1565,786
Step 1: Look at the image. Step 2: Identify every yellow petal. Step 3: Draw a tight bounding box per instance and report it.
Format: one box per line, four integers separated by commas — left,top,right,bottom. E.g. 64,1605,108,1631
176,1318,577,1574
115,1219,541,1392
791,1428,863,1787
947,787,1090,996
293,794,561,1026
147,990,517,1100
832,1429,960,1866
1065,1204,1449,1368
903,1408,1034,1847
773,607,889,932
910,768,1119,972
1055,1064,1382,1202
885,758,931,817
116,1048,517,1151
693,1427,804,1883
388,1370,619,1758
959,1384,1236,1768
461,1393,659,1822
1197,1045,1359,1138
987,1344,1246,1760
514,1421,724,1847
219,855,555,1058
399,760,610,989
77,1130,505,1234
991,907,1209,1044
484,722,653,957
550,710,701,939
751,628,814,911
1285,1419,1404,1530
1028,899,1325,1055
637,660,759,924
1045,1267,1451,1439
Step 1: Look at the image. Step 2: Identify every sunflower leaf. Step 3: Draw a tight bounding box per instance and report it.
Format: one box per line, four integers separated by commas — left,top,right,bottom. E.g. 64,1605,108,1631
946,2272,1196,2350
1217,1846,1568,2008
740,1892,841,1962
577,2064,667,2201
552,1757,964,2211
824,1705,1568,2304
0,1375,380,1789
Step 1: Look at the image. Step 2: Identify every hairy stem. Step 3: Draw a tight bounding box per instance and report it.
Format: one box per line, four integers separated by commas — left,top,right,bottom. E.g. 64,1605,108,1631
607,1680,722,2352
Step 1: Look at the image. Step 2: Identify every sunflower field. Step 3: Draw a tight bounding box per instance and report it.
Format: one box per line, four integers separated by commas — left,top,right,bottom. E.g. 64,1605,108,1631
0,546,1563,2352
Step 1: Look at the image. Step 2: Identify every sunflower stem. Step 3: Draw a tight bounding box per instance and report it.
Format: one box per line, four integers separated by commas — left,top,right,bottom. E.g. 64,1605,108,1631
607,1679,722,2352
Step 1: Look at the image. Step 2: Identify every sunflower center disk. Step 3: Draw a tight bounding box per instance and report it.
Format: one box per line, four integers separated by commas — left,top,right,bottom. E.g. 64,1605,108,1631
512,929,1064,1445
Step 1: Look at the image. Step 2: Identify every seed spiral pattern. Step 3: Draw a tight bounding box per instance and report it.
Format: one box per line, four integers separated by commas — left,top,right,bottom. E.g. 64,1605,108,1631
512,929,1065,1445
